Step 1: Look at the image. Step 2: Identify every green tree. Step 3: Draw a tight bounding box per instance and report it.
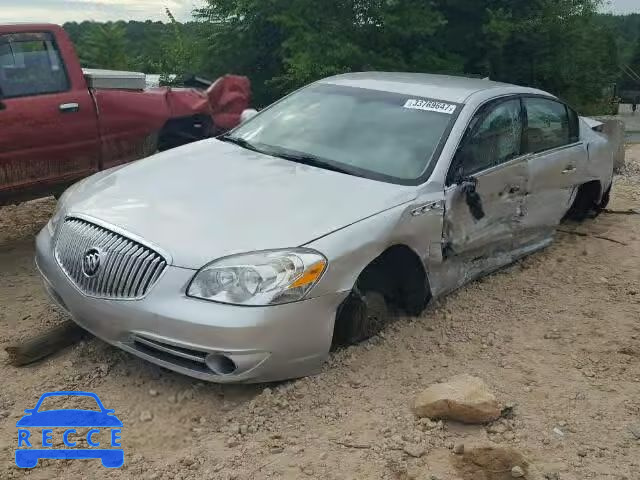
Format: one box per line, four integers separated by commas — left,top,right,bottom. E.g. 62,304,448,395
431,0,619,111
195,0,289,105
79,22,131,70
196,0,462,105
154,9,204,84
62,1,627,113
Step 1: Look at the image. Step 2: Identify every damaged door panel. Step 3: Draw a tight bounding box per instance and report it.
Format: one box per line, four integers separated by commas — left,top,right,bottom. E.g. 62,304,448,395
436,96,531,294
442,97,527,258
444,160,527,257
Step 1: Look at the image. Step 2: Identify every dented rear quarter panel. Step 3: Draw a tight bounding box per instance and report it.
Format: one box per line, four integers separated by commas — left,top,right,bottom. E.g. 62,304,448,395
91,88,171,170
580,120,616,197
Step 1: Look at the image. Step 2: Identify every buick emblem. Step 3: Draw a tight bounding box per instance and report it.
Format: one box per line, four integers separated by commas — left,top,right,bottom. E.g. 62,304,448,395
82,248,102,277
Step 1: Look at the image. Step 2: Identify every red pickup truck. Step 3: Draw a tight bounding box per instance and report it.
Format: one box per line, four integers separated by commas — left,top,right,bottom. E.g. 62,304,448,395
0,24,251,205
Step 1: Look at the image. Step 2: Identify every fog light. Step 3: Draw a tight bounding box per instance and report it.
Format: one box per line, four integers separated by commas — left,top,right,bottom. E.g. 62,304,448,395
205,354,237,375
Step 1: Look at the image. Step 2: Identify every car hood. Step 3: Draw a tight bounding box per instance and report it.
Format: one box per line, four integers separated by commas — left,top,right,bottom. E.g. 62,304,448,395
65,139,416,269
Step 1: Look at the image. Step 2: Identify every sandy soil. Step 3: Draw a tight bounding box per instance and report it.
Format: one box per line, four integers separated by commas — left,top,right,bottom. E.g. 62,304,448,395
1,147,639,480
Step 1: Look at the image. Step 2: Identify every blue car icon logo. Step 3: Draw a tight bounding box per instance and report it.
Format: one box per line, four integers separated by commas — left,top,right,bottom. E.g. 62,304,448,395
16,391,123,468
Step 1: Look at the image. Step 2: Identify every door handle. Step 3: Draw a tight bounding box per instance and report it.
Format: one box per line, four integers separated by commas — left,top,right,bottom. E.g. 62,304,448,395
562,165,576,174
59,102,80,113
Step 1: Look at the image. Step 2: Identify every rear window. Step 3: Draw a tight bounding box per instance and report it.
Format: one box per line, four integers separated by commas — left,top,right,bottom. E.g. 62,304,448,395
0,32,69,99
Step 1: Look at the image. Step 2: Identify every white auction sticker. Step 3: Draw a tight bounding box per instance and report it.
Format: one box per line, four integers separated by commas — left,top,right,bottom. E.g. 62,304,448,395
403,99,457,114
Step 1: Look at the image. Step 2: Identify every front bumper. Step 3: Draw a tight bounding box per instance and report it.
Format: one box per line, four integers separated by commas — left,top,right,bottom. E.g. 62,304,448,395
35,227,347,383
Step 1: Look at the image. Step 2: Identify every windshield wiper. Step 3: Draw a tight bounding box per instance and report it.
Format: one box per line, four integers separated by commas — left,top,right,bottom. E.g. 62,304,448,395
267,150,357,176
219,137,359,177
218,135,261,153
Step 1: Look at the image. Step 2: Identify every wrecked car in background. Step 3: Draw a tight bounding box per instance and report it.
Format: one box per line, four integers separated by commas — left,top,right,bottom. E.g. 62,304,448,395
35,72,619,383
0,23,251,206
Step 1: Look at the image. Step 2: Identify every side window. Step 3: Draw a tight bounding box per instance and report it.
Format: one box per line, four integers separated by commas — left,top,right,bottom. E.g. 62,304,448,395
523,97,571,153
454,98,523,178
0,32,69,99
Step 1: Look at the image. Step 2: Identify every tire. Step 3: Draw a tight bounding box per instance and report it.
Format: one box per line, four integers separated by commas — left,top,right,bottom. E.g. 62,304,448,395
596,185,612,213
565,182,601,222
332,288,389,348
158,115,212,152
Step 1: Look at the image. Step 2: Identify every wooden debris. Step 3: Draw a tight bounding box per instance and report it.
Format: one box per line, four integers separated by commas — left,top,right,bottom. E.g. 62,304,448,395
5,320,87,367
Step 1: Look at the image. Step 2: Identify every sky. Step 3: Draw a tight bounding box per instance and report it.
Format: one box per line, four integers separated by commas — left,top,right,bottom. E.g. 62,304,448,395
0,1,204,24
0,0,638,24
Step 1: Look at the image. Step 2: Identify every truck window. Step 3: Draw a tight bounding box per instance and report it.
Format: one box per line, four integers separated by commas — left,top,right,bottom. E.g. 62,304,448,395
0,32,69,99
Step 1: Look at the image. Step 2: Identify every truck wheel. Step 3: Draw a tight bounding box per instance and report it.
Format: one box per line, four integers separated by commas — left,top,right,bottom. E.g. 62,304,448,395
332,287,389,348
140,132,159,158
158,115,213,151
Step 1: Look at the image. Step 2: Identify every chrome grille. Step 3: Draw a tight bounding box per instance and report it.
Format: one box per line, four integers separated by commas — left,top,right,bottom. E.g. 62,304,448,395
54,218,167,299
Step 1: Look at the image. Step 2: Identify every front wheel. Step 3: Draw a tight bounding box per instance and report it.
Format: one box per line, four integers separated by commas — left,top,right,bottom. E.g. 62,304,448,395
332,288,389,349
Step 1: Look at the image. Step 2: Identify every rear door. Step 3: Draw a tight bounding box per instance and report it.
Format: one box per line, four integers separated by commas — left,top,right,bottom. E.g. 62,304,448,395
0,31,99,198
443,97,527,258
522,97,586,238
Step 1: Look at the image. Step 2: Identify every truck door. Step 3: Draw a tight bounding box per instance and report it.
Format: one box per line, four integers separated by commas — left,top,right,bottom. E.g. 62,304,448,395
0,31,99,200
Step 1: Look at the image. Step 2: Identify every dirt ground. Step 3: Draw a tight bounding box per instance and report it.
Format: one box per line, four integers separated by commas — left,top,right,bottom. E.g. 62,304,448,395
1,147,639,480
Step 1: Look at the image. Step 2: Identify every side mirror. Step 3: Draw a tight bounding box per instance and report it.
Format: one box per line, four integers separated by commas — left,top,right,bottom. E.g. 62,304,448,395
459,176,485,221
0,86,6,111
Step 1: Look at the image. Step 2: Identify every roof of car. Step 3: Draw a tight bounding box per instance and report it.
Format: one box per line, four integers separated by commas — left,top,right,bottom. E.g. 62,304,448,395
321,72,547,104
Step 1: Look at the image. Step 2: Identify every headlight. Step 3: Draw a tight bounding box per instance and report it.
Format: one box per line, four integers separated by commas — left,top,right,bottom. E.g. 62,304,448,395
187,249,327,306
47,199,65,235
46,180,84,235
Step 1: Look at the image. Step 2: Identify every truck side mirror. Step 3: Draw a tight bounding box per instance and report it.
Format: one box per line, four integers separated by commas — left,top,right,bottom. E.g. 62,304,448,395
460,176,485,221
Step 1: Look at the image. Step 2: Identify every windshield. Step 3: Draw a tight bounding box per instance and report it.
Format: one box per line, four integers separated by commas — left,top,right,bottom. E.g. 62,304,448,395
230,83,458,182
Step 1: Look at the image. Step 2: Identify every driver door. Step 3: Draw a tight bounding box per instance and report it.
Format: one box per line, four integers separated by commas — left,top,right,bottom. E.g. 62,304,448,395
443,97,528,260
0,31,99,199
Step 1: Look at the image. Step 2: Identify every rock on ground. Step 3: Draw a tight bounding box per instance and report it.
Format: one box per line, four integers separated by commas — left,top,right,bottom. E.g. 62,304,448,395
413,374,502,424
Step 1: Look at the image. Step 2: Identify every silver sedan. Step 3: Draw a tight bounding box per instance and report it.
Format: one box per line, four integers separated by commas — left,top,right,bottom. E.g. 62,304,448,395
36,72,619,383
